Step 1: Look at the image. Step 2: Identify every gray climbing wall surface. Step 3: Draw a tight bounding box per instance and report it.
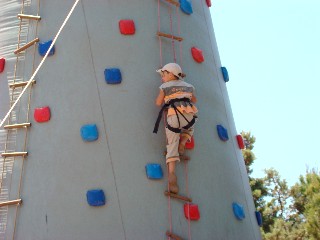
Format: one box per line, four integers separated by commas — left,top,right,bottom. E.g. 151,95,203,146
0,0,262,239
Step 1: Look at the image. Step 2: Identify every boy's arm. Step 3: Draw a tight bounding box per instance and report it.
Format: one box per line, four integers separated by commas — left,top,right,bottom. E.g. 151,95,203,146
155,89,165,106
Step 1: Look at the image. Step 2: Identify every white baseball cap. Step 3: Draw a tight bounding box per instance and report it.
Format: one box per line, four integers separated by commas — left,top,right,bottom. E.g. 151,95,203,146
156,63,185,79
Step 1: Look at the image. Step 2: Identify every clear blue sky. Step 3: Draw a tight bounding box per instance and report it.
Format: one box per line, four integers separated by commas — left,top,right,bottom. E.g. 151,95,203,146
211,1,320,186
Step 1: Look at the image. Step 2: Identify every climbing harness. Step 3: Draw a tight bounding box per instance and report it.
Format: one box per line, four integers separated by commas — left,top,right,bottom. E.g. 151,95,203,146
153,98,196,134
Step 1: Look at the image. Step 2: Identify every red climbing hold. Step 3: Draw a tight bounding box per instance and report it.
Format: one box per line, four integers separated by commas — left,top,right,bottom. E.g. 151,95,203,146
191,47,204,63
185,136,195,150
119,19,136,35
184,203,200,220
34,106,51,123
236,134,245,149
0,58,5,73
206,0,212,7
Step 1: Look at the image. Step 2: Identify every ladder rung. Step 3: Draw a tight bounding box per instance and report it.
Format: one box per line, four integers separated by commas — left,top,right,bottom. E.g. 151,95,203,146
4,123,31,130
1,152,28,158
157,32,183,42
0,199,22,208
9,80,36,89
164,191,192,202
163,0,180,7
14,38,40,54
17,14,41,21
166,231,183,240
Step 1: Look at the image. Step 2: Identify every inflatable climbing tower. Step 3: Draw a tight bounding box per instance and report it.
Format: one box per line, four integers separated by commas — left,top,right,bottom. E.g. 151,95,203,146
0,0,262,239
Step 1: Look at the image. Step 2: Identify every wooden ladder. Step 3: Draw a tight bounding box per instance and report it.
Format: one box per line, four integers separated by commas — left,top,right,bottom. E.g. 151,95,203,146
156,1,191,239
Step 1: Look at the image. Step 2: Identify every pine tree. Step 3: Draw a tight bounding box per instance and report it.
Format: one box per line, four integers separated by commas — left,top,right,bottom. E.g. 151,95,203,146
291,169,320,239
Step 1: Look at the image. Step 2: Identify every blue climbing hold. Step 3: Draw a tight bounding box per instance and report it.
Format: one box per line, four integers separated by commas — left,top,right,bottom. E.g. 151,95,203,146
86,189,106,207
145,164,163,179
179,0,193,15
232,202,245,220
104,68,122,84
221,67,229,82
38,40,55,57
81,124,99,142
217,125,229,141
255,211,263,226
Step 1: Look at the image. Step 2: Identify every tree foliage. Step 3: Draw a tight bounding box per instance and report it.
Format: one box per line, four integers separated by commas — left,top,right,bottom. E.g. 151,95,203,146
291,169,320,239
241,131,320,239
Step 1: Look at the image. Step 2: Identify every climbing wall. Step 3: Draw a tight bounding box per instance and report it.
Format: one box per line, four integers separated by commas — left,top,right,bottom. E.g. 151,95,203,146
0,0,262,239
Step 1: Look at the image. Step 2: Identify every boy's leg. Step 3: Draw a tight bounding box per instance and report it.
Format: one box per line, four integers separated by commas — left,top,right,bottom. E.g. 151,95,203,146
165,115,181,164
166,115,181,194
166,157,179,194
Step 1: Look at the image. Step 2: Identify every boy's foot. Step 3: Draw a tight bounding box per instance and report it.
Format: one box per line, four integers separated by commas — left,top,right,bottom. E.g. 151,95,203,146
168,173,179,194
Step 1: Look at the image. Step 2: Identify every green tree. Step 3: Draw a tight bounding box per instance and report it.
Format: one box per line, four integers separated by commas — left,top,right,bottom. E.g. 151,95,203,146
264,168,290,219
261,169,309,239
240,131,316,239
262,218,307,240
241,132,268,209
291,169,320,239
241,131,256,174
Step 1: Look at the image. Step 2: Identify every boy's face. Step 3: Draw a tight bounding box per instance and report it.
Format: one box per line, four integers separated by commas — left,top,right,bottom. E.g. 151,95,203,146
160,70,176,82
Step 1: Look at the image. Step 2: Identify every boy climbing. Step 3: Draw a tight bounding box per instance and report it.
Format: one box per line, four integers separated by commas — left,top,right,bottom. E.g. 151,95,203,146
153,63,198,194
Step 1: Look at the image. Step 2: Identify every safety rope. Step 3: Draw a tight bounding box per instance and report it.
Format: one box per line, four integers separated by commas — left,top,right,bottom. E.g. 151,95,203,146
168,6,176,63
177,6,183,68
157,1,192,239
157,0,163,67
184,160,192,240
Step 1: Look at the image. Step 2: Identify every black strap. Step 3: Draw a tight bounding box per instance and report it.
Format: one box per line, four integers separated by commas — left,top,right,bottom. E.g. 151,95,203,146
166,124,181,133
153,98,193,134
166,116,196,134
153,102,169,133
182,116,196,130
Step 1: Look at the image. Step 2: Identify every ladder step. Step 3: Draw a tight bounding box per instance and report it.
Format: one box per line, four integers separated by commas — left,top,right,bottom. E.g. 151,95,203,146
9,80,36,89
166,231,183,240
14,38,40,54
4,123,31,130
157,32,183,42
17,14,41,21
164,191,192,202
0,199,22,208
164,0,180,7
1,152,28,158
